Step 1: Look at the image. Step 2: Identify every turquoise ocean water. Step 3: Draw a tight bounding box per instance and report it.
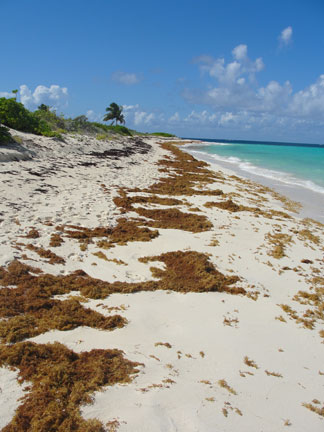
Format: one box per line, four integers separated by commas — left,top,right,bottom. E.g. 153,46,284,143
183,138,324,221
185,139,324,194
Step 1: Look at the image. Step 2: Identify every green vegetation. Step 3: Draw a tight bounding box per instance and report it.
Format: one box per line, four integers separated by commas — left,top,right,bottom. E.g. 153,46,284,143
0,125,12,144
103,102,125,125
151,132,176,137
0,97,176,141
92,122,132,136
0,97,43,134
0,98,62,139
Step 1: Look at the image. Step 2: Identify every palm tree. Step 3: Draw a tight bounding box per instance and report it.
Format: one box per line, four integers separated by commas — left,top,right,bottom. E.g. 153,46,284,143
103,102,125,125
12,89,18,101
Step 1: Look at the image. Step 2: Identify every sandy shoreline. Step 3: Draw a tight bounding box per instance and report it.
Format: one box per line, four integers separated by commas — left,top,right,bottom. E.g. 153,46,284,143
183,143,324,224
0,132,323,431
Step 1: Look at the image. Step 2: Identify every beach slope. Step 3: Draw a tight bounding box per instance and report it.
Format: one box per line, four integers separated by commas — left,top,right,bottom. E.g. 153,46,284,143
0,132,323,431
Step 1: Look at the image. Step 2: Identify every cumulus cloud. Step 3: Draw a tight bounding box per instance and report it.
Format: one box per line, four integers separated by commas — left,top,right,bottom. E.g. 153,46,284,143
0,91,15,98
123,104,140,112
183,110,218,125
198,44,264,86
184,43,324,125
232,44,247,61
279,26,293,46
20,84,68,110
169,112,180,123
121,104,157,127
219,112,237,125
111,71,140,85
86,110,103,122
134,111,155,125
290,74,324,118
167,107,323,141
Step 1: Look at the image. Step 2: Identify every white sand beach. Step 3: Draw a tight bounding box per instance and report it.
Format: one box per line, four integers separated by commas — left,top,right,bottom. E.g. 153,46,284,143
0,131,323,431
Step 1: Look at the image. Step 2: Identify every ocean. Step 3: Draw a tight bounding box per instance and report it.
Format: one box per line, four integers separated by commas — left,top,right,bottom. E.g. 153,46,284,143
183,138,324,222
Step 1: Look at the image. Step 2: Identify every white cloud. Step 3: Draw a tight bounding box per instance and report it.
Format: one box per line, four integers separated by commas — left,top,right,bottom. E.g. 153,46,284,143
198,45,264,86
290,74,324,118
86,110,103,122
20,84,68,110
134,111,155,125
111,71,140,85
121,104,158,127
181,110,218,125
169,112,180,123
185,43,324,124
257,80,292,111
219,112,236,125
0,91,14,98
232,44,247,60
123,104,140,111
279,26,293,46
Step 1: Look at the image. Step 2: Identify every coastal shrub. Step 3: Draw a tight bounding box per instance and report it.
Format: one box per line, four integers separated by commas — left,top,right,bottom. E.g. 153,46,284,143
92,122,132,136
0,97,40,133
106,124,132,136
0,124,12,144
0,98,63,138
151,132,176,137
33,108,68,138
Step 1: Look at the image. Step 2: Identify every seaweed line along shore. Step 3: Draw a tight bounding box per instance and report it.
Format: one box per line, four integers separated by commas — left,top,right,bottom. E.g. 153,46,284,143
0,131,323,432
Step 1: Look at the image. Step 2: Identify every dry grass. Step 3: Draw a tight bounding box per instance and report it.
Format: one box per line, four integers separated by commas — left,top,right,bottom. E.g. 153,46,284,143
0,341,140,431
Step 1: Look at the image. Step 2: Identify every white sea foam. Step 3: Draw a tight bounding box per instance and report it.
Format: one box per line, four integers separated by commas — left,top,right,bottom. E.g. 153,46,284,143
189,149,324,195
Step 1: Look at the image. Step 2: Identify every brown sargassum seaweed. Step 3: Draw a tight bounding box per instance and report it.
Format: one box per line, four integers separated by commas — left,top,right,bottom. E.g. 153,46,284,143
0,342,140,432
0,141,249,430
59,218,159,249
0,251,241,344
0,251,242,430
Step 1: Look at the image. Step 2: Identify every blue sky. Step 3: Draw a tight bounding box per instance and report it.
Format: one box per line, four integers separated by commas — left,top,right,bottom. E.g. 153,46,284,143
1,0,324,143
